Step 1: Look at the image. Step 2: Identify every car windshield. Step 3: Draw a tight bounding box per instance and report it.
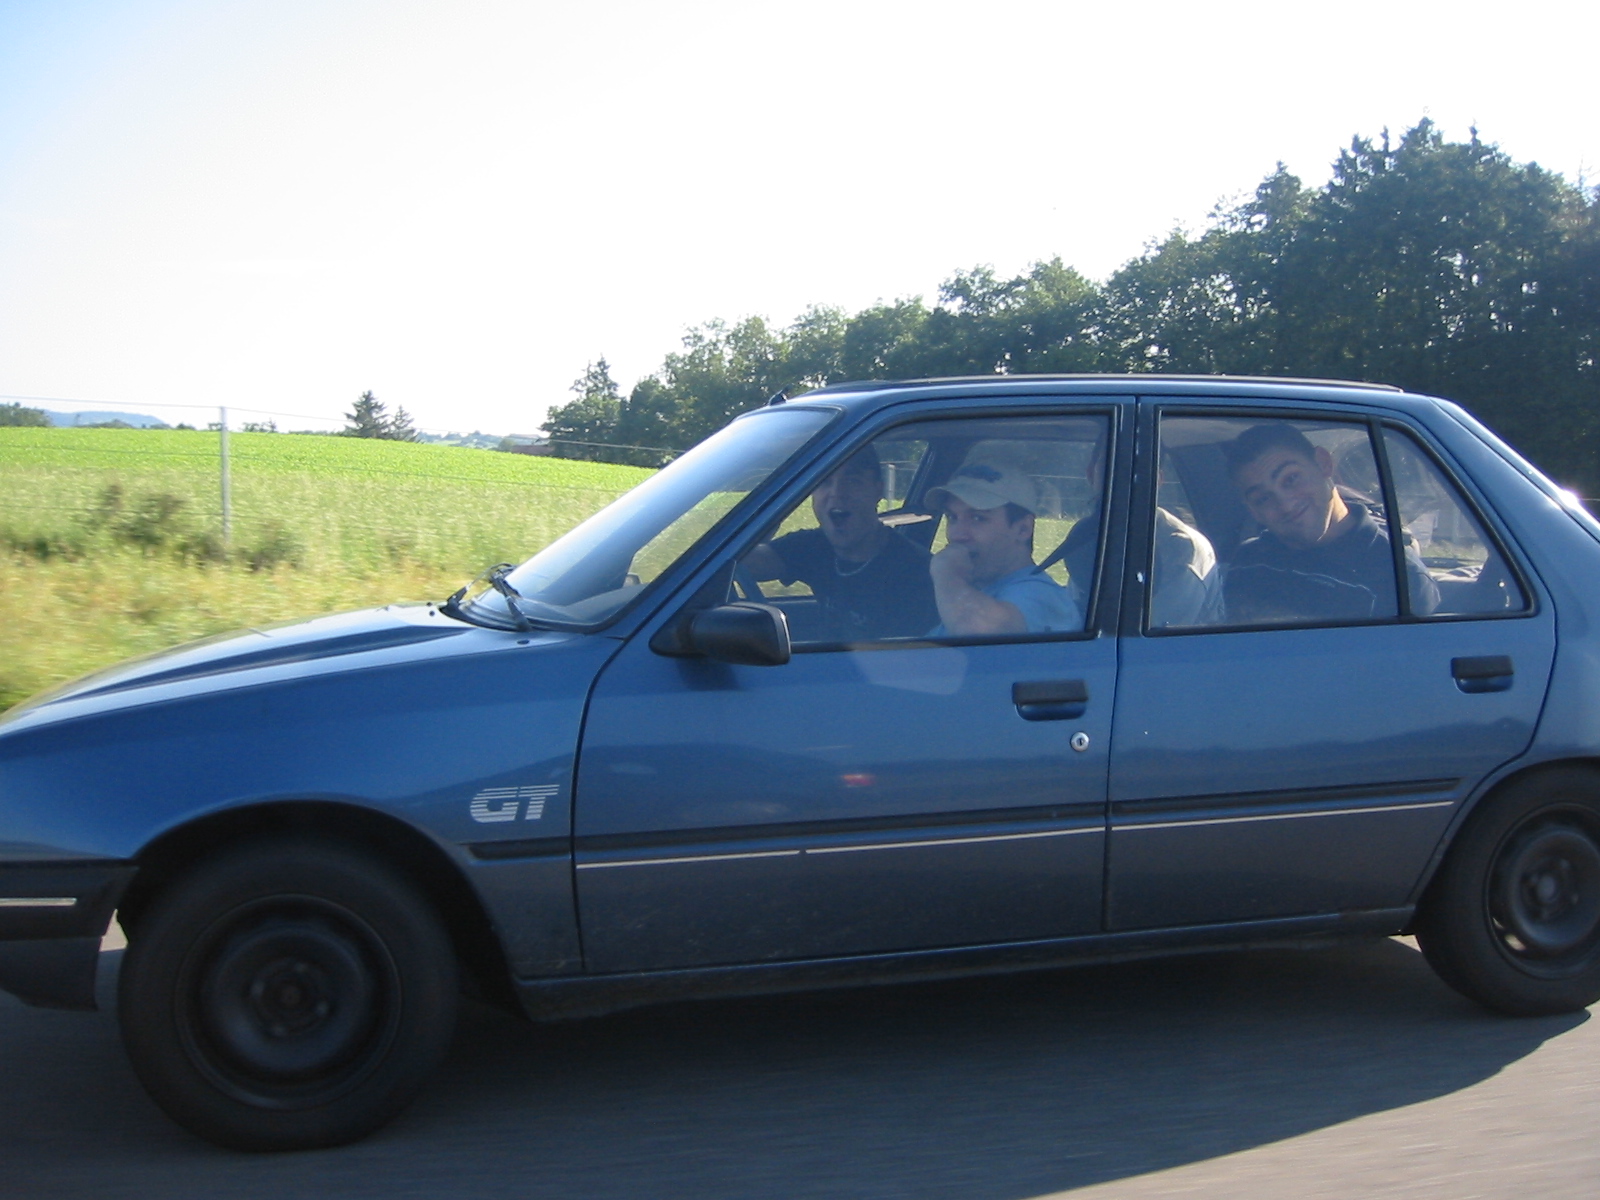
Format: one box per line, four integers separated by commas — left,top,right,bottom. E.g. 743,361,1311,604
453,406,837,630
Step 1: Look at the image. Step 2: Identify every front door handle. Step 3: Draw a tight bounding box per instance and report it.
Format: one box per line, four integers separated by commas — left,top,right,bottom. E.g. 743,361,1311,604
1013,679,1088,721
1453,655,1514,694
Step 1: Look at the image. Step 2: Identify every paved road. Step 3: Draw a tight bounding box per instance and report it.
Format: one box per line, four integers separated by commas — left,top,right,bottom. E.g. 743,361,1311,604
2,938,1597,1199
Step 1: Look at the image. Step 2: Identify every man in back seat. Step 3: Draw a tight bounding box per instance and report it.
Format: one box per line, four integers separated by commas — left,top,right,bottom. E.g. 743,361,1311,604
1057,441,1221,627
1222,423,1438,623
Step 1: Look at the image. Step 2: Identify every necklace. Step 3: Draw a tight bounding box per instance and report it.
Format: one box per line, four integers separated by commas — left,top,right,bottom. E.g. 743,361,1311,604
833,555,871,577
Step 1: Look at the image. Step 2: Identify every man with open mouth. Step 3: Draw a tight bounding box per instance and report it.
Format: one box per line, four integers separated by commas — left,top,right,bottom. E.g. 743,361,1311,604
743,443,940,641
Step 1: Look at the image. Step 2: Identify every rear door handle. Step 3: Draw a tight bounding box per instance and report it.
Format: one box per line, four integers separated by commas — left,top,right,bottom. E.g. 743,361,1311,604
1013,679,1088,721
1453,655,1513,694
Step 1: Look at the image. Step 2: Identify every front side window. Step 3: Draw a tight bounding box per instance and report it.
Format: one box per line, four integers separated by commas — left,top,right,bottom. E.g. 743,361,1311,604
738,413,1110,647
1153,415,1437,631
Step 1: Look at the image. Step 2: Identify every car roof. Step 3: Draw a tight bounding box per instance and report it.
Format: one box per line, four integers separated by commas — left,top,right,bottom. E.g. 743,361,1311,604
807,373,1404,396
779,374,1428,418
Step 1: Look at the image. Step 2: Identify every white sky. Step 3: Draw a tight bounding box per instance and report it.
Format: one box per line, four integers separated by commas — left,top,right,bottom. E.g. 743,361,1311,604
1,0,1597,437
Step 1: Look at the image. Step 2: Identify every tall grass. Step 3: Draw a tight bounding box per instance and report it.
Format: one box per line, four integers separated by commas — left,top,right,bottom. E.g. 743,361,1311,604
0,429,651,710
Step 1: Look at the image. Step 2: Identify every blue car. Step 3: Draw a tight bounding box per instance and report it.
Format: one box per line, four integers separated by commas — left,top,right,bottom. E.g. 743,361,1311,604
4,375,1600,1149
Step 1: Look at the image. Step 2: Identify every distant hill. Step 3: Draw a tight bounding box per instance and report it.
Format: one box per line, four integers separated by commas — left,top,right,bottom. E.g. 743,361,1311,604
44,409,169,429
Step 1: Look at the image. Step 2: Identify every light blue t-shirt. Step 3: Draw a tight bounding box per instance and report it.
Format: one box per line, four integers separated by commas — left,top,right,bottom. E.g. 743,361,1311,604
930,566,1082,636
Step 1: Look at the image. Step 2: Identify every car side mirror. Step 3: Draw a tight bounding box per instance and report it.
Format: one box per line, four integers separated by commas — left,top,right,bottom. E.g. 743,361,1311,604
687,602,791,666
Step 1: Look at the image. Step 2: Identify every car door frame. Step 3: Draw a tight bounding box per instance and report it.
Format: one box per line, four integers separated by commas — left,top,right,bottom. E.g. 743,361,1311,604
1104,393,1556,929
568,390,1138,972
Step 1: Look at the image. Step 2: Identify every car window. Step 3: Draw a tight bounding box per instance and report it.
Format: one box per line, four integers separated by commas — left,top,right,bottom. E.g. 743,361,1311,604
1152,414,1424,631
738,413,1110,647
474,407,835,630
1382,426,1528,617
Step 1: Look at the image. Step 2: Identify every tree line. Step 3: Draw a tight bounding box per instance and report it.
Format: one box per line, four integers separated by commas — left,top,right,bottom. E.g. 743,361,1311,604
543,121,1600,491
0,402,50,427
1,393,420,439
343,391,418,440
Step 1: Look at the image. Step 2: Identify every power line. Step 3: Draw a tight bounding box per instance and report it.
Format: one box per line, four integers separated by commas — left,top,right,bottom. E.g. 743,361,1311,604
544,437,680,455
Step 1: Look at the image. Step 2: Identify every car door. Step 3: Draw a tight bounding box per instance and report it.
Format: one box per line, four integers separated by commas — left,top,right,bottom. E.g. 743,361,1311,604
573,402,1129,972
1106,401,1556,929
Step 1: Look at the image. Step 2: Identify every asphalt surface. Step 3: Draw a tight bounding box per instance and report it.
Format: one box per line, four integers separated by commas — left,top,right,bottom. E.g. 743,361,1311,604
2,937,1597,1199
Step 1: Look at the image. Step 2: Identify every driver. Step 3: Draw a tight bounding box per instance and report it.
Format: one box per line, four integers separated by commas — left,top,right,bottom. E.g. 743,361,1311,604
741,444,940,640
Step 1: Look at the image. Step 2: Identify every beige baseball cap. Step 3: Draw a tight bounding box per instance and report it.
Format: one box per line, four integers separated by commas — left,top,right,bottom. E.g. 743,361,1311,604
927,459,1039,515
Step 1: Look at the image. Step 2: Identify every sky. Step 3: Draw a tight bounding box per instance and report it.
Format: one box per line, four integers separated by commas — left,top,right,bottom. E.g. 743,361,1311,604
1,0,1597,438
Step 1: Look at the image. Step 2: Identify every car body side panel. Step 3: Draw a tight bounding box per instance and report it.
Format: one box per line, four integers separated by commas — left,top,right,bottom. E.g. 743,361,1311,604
0,631,618,977
1425,404,1600,772
574,637,1115,971
1110,620,1555,926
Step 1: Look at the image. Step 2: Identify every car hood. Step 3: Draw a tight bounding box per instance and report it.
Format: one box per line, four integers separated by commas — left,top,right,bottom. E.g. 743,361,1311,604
0,604,478,727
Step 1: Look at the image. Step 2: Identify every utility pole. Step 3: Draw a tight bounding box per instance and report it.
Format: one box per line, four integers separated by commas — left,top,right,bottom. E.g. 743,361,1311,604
219,406,232,548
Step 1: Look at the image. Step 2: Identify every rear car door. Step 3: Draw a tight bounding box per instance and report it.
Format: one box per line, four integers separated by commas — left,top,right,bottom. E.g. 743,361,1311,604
1107,399,1555,929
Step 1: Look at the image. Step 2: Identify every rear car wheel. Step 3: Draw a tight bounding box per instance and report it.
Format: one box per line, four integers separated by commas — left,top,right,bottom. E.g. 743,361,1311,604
1417,767,1600,1015
119,838,458,1150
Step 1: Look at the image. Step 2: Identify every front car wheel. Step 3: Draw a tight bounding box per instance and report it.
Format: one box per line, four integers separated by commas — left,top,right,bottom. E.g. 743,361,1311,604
119,838,458,1150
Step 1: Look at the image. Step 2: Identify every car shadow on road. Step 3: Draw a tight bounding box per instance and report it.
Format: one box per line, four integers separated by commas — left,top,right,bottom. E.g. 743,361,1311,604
0,938,1585,1199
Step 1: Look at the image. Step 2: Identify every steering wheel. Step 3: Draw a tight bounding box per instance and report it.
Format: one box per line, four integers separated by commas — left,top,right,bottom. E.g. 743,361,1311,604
732,563,767,601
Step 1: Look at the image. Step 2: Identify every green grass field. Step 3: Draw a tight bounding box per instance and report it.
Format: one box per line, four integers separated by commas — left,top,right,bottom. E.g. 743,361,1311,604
0,428,651,711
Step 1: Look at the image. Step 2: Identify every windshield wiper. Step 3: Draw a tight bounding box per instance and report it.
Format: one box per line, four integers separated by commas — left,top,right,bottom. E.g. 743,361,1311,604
445,564,578,631
486,563,536,630
444,563,536,631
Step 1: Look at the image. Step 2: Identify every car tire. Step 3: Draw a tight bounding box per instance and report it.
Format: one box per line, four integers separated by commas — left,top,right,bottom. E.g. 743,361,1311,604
118,837,458,1150
1416,767,1600,1016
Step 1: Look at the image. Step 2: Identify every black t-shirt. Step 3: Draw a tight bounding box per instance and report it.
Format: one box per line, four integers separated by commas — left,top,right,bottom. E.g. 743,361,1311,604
769,526,939,641
1224,502,1439,624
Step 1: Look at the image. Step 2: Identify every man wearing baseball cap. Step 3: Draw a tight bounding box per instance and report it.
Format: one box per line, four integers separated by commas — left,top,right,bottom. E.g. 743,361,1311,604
925,456,1082,636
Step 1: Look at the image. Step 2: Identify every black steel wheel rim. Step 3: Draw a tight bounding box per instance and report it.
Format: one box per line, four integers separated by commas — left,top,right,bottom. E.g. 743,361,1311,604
1488,808,1600,977
177,896,403,1110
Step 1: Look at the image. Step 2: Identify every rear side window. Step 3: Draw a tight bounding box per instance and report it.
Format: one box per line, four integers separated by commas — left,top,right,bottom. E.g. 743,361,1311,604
1382,427,1528,616
1153,415,1410,631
